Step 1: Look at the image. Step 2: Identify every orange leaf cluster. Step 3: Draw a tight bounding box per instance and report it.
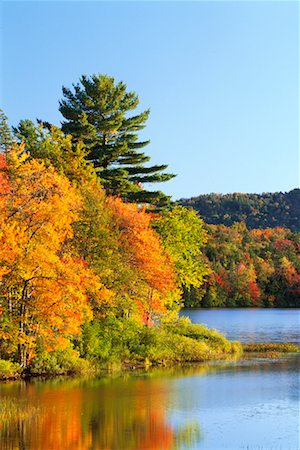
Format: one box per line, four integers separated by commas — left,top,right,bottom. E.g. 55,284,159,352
106,197,177,316
0,146,106,363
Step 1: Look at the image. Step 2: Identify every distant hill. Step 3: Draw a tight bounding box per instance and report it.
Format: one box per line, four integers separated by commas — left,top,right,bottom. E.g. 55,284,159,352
179,189,300,231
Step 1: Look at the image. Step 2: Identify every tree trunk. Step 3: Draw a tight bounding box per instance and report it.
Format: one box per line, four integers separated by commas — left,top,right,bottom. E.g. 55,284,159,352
18,282,28,367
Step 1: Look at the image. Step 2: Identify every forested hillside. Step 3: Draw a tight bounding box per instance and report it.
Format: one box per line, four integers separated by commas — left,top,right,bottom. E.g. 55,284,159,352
184,223,300,308
180,190,300,231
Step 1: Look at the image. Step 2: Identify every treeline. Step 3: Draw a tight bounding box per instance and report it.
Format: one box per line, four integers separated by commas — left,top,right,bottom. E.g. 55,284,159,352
0,75,242,377
1,73,297,377
180,190,300,231
184,223,300,308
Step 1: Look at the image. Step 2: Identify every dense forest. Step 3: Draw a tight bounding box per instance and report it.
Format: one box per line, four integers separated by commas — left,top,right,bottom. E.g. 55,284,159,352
179,188,300,309
0,75,241,378
180,190,300,231
184,223,300,308
0,74,299,378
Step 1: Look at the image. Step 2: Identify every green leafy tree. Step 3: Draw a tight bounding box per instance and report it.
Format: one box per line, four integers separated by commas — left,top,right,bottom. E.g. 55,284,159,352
153,206,209,293
13,121,96,186
58,74,175,207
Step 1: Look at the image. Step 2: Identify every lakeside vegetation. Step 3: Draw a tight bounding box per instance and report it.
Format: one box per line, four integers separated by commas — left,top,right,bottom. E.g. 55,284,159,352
0,74,235,378
242,342,299,359
0,74,299,379
242,342,299,353
0,317,243,379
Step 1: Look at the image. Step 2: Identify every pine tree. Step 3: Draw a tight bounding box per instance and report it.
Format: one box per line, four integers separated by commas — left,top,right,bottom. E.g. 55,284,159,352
0,109,13,153
59,74,175,207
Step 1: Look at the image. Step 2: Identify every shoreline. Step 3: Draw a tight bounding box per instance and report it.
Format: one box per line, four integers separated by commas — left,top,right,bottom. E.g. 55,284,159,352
1,342,298,382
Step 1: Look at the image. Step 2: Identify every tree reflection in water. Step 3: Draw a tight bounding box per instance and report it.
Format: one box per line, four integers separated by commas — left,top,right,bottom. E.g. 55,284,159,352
0,372,202,450
2,356,297,449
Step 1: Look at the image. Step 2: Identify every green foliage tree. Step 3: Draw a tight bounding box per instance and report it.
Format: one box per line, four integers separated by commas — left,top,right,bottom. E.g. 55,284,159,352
13,121,96,186
58,74,175,207
153,206,209,293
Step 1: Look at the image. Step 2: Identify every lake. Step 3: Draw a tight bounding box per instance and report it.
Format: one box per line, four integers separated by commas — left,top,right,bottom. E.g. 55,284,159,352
180,307,300,343
0,308,299,450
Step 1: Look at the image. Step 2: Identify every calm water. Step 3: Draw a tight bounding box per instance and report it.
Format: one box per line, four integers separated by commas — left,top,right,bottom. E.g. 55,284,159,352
0,309,299,450
180,308,300,343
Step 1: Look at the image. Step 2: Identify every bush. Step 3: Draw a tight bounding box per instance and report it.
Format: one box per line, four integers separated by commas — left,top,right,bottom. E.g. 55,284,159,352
0,359,21,379
161,317,242,354
81,316,150,364
30,347,90,375
147,330,210,365
80,315,242,368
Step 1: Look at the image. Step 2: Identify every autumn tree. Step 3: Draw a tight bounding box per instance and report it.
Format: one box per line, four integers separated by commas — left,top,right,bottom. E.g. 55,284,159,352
71,179,129,317
106,197,178,322
13,121,96,186
232,262,261,306
0,145,105,366
58,74,175,206
153,206,209,296
268,256,300,307
12,120,177,319
194,223,300,308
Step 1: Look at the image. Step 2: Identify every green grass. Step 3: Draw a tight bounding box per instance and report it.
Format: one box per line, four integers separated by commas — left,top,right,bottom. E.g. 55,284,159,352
242,342,299,353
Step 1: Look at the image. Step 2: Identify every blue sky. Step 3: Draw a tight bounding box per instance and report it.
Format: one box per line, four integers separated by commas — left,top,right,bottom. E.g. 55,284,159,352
1,1,299,200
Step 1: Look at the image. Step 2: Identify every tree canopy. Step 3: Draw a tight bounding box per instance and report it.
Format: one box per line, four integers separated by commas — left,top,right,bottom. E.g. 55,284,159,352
180,190,300,231
153,206,209,292
0,144,103,366
185,223,300,308
0,109,13,153
0,123,182,366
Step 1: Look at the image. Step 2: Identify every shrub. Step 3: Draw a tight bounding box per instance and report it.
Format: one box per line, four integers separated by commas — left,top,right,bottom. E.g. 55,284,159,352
81,316,150,364
147,330,210,365
161,317,241,354
80,315,242,368
29,347,90,375
0,359,21,379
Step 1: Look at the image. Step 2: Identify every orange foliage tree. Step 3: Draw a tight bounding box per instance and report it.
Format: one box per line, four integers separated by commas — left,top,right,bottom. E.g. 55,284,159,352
0,145,104,366
106,197,177,323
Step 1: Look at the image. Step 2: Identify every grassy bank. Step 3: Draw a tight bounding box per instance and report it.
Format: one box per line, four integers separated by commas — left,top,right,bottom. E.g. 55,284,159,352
242,342,299,352
0,317,242,380
2,318,298,381
242,342,299,358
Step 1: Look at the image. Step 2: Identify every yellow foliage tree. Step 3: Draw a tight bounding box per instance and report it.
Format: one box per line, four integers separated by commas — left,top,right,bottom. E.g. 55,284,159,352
0,145,105,366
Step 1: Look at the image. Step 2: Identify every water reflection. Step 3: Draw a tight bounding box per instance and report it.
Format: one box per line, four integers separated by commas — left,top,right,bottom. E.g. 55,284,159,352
0,373,201,450
1,355,299,450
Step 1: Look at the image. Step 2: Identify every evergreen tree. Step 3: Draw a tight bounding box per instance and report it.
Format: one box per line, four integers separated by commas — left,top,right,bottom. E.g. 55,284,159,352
0,109,13,153
59,74,175,207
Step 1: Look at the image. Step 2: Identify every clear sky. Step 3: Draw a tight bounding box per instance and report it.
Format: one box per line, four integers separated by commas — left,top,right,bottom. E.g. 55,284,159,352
1,1,299,200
